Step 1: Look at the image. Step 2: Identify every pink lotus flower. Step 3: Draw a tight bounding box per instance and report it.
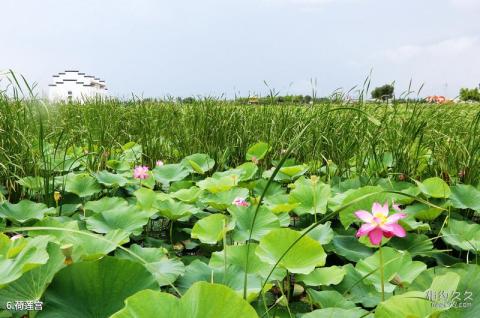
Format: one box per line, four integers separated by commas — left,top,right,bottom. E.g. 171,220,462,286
156,160,164,167
232,197,249,207
251,156,259,165
354,202,407,245
133,166,149,179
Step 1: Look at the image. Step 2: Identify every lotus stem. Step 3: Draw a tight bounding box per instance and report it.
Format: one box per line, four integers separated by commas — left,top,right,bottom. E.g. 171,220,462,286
379,244,385,301
223,218,228,284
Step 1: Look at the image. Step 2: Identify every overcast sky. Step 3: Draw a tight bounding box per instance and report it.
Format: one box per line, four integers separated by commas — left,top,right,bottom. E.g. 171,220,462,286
1,0,479,98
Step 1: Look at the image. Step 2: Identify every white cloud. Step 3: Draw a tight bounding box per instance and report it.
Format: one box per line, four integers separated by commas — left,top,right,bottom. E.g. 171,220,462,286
285,0,334,4
368,36,480,97
448,0,480,9
381,36,479,63
262,0,361,8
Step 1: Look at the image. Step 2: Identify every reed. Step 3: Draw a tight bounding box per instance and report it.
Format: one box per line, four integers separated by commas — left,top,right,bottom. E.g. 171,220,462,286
1,85,479,198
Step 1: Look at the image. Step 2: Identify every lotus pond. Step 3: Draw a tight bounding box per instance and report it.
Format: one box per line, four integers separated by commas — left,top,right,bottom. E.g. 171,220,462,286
1,138,480,317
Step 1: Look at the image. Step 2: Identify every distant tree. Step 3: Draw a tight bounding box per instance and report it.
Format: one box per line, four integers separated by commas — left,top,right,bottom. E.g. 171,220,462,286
303,95,312,104
371,84,394,101
459,87,480,102
181,97,195,104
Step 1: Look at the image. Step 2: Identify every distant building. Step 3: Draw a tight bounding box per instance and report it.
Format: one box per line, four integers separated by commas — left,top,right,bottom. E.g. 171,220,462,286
426,95,448,104
48,70,108,102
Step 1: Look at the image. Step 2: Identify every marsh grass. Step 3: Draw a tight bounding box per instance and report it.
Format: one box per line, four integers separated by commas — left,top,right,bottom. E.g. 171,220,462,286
50,99,480,176
1,77,480,198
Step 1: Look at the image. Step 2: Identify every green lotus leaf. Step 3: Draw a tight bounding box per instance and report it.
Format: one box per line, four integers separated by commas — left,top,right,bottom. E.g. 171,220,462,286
84,196,128,214
429,271,461,296
110,289,177,318
202,187,249,210
153,163,190,185
95,170,129,187
376,273,459,318
181,153,215,174
176,259,272,302
155,198,198,221
174,260,269,302
111,281,257,318
305,221,334,245
256,228,326,274
119,142,143,162
377,180,420,205
106,159,131,171
0,234,50,287
208,245,284,300
374,291,436,318
86,204,151,235
404,202,446,221
209,244,285,281
65,173,102,197
262,165,309,182
246,142,270,161
30,218,130,261
0,243,65,304
302,307,368,318
37,257,157,318
169,180,195,192
136,172,156,189
280,164,309,177
399,213,431,231
289,176,331,216
134,187,168,213
415,177,451,198
0,200,55,223
197,175,239,193
298,266,346,286
331,263,383,308
329,234,374,262
441,219,480,252
235,162,258,181
327,188,353,211
407,264,480,318
306,289,357,310
263,194,299,214
175,260,226,294
355,247,426,293
191,214,234,244
388,233,434,257
170,186,203,203
211,168,243,179
449,184,480,211
252,179,285,199
116,244,185,287
228,205,280,242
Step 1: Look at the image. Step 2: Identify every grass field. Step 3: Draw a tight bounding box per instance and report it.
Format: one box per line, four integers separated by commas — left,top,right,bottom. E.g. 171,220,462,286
2,96,480,197
1,88,480,317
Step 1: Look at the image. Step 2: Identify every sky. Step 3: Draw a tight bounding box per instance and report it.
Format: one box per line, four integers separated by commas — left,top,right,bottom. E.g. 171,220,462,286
1,0,479,99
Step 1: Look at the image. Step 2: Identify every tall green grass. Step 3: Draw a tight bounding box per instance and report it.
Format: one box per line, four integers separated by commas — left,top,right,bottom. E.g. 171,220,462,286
1,86,480,198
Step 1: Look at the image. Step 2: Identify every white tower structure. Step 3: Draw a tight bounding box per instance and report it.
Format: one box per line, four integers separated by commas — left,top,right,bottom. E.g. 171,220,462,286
48,70,108,102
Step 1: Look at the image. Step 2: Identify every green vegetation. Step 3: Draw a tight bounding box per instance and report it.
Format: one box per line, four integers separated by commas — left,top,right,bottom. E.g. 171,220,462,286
460,87,480,102
1,141,479,317
1,96,480,200
1,78,480,317
371,84,394,101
